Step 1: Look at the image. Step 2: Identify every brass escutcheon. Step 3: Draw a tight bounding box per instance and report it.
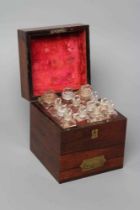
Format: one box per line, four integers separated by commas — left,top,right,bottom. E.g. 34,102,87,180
91,129,98,139
80,155,106,171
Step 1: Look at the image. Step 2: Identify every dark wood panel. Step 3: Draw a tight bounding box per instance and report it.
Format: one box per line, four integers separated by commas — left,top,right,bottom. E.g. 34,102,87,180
60,145,124,171
30,102,61,181
30,103,61,154
19,24,88,32
18,30,31,100
62,116,126,142
61,117,127,154
59,157,123,183
30,134,59,182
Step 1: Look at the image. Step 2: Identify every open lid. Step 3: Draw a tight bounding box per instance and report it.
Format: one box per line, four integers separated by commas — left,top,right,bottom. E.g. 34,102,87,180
18,24,91,101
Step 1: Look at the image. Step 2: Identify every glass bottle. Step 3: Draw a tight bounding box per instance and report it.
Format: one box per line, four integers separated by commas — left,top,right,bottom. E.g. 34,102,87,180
38,90,57,109
47,97,63,118
62,87,75,104
86,101,96,112
74,105,88,125
79,84,93,101
57,104,68,118
60,108,76,129
71,94,81,112
54,97,62,110
107,101,118,117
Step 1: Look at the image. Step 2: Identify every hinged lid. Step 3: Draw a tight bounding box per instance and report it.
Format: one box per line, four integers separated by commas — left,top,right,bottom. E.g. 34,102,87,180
18,24,91,101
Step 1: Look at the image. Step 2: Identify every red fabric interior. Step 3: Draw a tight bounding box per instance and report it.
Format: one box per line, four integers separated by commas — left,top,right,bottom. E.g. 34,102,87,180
30,30,87,96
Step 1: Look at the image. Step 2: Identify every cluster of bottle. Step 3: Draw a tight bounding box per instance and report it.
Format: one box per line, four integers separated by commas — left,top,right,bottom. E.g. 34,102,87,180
38,84,117,129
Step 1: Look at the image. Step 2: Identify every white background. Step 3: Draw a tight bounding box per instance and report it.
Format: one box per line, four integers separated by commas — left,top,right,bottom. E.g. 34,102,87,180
0,0,140,209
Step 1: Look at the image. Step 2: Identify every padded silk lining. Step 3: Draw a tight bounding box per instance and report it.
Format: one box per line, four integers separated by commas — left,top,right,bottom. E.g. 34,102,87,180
30,30,87,96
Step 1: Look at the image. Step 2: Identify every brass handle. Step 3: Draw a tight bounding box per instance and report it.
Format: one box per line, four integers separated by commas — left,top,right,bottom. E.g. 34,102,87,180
80,155,106,171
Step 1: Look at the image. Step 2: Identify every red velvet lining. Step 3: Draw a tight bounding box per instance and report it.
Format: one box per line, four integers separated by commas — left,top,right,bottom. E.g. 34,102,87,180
30,30,87,96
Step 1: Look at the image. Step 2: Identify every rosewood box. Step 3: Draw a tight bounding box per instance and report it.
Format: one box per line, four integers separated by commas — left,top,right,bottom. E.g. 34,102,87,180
18,24,127,183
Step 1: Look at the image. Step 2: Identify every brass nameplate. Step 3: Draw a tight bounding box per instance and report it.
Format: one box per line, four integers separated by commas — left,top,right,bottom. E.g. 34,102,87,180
91,129,98,139
80,155,106,171
50,29,67,34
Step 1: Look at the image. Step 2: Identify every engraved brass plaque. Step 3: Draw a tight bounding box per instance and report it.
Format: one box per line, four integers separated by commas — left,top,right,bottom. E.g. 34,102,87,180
91,129,98,139
80,155,106,171
50,29,67,34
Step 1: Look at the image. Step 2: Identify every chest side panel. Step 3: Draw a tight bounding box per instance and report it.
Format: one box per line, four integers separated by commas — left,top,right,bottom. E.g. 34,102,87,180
30,103,62,181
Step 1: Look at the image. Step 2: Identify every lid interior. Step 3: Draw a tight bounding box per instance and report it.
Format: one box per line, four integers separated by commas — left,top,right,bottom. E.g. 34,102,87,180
29,29,88,96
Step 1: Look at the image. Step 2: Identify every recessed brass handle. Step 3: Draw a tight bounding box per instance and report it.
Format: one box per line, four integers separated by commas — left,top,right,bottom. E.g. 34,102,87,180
80,155,106,171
